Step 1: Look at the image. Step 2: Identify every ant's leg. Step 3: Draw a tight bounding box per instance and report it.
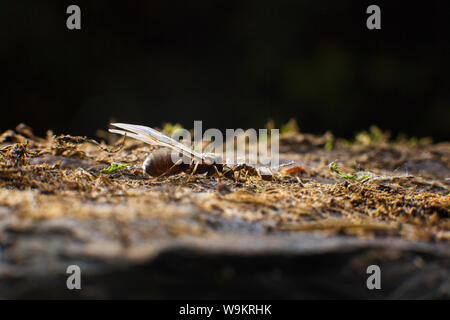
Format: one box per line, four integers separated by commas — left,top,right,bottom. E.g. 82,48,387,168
230,167,237,182
186,162,199,183
256,169,263,180
150,159,183,182
222,165,236,182
213,165,222,184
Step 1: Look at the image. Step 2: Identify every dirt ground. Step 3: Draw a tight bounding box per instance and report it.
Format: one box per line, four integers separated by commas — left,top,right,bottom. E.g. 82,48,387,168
0,124,449,299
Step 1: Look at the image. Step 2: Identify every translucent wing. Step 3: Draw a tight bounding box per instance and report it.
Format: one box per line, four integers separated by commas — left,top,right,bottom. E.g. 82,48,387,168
109,123,205,161
108,129,165,147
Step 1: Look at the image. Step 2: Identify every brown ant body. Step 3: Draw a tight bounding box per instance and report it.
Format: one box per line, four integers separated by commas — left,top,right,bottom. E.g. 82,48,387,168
142,147,226,180
109,123,304,182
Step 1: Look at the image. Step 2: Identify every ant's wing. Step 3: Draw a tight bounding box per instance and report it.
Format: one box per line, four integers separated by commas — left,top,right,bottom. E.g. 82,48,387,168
108,129,166,147
109,123,204,161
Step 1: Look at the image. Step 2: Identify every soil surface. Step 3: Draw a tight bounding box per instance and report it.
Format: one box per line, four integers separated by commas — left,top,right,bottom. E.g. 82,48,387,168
0,124,449,299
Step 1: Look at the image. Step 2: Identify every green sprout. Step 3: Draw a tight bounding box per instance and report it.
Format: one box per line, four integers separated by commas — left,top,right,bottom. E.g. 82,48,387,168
280,118,300,134
324,140,333,151
329,162,371,181
161,122,184,136
101,163,130,174
354,125,390,146
341,139,353,147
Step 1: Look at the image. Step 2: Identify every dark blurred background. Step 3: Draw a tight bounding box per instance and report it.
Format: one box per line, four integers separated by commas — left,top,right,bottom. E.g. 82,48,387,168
0,0,449,141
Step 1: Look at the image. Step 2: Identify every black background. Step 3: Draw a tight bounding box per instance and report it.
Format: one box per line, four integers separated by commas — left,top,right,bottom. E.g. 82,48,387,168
1,0,449,141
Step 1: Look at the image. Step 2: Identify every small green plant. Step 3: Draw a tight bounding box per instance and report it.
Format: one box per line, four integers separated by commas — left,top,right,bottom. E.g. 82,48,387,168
324,140,333,151
340,139,353,147
395,133,432,146
329,161,371,181
280,118,300,134
323,131,334,151
101,163,130,174
355,125,389,146
161,123,184,136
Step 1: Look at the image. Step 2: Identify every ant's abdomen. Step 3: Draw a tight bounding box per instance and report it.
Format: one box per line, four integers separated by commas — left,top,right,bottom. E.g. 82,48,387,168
143,148,184,177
